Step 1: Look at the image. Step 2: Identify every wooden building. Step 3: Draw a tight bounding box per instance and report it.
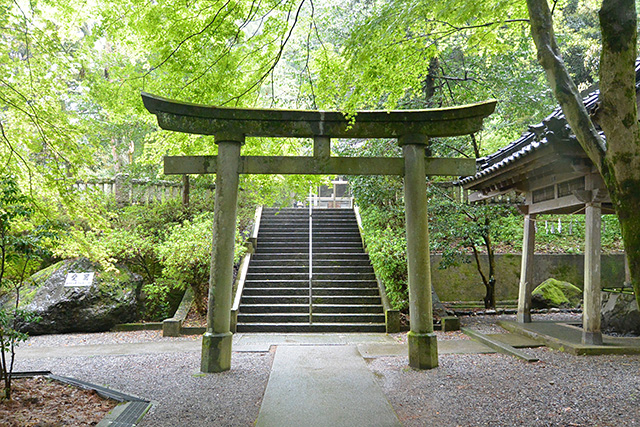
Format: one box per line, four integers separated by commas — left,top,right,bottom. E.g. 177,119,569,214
459,65,640,345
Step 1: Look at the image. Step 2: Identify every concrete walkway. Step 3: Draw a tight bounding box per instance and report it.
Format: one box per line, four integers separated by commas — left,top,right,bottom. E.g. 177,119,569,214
256,345,402,427
16,333,500,359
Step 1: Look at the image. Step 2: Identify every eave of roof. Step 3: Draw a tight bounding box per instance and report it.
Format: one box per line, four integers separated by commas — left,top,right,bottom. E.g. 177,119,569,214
459,61,640,189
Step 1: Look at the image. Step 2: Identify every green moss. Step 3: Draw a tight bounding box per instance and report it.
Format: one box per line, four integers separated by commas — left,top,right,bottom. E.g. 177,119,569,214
533,278,582,308
30,261,65,285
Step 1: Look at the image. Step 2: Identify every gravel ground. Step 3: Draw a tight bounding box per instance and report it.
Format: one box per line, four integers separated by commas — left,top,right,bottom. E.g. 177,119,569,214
15,351,273,426
13,313,640,426
22,330,199,348
370,349,640,426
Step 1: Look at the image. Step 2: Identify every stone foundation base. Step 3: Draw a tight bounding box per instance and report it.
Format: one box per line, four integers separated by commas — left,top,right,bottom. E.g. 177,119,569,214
408,331,438,369
201,331,233,373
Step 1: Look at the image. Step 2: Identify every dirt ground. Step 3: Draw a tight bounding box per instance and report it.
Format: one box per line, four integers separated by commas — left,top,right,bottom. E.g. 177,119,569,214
0,376,118,426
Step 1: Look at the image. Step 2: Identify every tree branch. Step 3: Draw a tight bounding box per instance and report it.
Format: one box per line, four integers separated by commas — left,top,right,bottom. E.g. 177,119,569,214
526,0,606,170
222,0,307,106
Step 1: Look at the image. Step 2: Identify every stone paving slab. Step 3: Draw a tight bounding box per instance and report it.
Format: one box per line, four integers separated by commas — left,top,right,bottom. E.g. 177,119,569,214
16,333,511,359
357,339,495,358
234,332,398,347
255,345,401,427
498,320,640,355
485,333,544,348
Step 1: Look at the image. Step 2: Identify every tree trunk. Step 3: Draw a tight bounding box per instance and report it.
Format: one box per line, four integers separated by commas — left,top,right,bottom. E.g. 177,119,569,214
483,227,497,309
608,190,640,309
597,0,640,309
484,277,496,310
526,0,640,309
471,243,495,309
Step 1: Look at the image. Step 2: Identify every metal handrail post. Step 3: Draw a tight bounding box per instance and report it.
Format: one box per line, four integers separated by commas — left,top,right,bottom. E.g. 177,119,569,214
308,188,313,325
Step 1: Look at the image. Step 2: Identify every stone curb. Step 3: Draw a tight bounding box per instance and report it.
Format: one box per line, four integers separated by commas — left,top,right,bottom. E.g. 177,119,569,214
12,371,151,427
461,327,539,362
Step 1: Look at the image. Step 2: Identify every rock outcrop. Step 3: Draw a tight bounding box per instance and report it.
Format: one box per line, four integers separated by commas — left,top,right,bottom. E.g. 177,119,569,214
601,292,640,335
8,258,142,335
531,278,582,309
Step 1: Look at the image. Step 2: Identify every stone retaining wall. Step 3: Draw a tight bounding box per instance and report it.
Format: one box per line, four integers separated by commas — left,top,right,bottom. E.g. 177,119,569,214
433,253,626,302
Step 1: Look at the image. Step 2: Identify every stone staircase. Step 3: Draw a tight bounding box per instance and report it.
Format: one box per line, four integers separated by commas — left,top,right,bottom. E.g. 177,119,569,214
237,208,386,332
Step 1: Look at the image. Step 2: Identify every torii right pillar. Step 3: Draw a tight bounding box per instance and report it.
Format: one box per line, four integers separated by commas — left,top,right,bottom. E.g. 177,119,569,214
401,134,438,369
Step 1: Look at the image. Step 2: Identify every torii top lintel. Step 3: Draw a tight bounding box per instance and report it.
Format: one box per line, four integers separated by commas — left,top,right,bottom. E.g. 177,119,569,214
142,92,497,139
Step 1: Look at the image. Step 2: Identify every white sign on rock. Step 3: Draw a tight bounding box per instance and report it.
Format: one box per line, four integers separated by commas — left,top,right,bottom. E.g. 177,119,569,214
64,272,95,287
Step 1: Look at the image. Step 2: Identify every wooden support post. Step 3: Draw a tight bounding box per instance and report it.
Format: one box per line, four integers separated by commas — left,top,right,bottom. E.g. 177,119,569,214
517,214,536,323
182,175,190,207
401,134,438,370
201,135,243,373
583,202,603,345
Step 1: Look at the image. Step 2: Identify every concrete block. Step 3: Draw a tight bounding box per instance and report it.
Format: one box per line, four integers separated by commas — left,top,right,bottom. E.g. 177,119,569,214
163,319,182,337
385,310,401,333
441,316,460,332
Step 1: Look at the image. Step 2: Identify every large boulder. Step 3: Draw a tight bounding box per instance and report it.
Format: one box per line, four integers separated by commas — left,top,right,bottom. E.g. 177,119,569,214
7,258,142,335
601,292,640,335
531,278,582,309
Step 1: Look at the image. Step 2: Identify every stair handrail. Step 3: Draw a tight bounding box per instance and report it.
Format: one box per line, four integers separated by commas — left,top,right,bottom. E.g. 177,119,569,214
353,205,400,333
308,190,313,325
249,205,263,248
230,205,261,332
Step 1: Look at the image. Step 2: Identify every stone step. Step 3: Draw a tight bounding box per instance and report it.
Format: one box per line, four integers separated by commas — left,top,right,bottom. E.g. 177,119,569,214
240,304,310,314
239,304,382,314
247,266,374,275
237,313,385,324
313,304,384,314
245,272,376,281
242,287,310,296
256,246,365,254
259,241,362,247
243,280,379,290
244,280,309,289
242,287,380,297
249,259,372,267
259,231,361,238
242,296,309,305
238,313,310,323
241,295,381,305
235,323,386,333
311,295,382,304
255,236,363,244
313,280,379,288
251,253,370,261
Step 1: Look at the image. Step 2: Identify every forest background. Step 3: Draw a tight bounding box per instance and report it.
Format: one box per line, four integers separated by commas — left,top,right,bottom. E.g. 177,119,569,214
0,0,629,318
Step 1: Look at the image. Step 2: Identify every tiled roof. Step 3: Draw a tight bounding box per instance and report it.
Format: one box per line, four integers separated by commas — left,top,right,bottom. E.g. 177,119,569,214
459,62,640,187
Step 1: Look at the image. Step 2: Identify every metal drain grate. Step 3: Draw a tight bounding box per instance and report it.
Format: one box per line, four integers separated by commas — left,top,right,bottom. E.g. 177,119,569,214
109,401,152,426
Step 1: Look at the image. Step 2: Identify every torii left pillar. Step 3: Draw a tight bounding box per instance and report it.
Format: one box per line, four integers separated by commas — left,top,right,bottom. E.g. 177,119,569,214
201,134,243,373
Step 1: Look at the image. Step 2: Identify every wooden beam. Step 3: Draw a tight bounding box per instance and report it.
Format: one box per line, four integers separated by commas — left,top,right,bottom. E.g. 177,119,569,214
164,155,476,177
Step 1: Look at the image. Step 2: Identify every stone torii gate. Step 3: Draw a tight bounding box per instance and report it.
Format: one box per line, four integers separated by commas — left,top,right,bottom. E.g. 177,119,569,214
142,92,496,372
